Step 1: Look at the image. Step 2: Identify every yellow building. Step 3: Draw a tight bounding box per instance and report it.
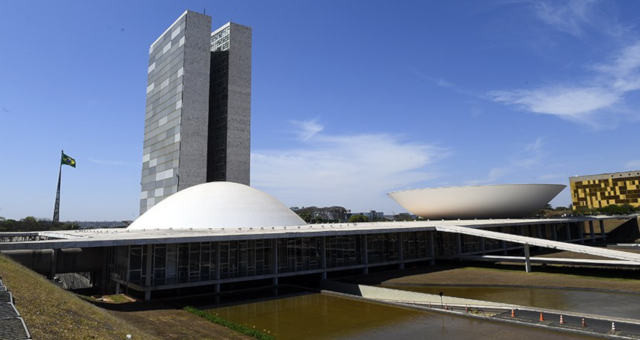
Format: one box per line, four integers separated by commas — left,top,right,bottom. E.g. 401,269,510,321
570,170,640,210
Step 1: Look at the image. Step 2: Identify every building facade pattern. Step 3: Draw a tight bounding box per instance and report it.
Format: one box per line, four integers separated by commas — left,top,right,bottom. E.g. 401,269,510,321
140,12,251,214
570,171,640,209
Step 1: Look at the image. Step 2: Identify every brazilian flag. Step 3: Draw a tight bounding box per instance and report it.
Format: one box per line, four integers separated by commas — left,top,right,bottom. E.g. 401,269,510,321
61,152,76,168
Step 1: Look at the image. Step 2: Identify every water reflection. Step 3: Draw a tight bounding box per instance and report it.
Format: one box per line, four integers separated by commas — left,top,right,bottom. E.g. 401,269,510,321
208,293,595,340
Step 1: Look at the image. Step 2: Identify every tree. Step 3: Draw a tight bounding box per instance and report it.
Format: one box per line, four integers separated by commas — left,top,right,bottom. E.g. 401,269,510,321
393,213,414,221
21,216,37,224
348,214,369,223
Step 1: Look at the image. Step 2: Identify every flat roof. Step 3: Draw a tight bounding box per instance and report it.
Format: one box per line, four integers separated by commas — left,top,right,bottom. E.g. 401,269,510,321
0,217,626,250
570,170,640,182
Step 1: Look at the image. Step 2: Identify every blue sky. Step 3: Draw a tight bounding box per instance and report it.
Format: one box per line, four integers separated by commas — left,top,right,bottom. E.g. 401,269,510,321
1,1,639,220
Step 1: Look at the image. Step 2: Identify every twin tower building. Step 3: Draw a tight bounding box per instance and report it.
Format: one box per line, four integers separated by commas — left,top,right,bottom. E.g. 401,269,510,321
139,11,251,213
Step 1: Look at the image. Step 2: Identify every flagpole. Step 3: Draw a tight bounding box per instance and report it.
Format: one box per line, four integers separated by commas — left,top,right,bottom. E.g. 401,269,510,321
53,150,62,224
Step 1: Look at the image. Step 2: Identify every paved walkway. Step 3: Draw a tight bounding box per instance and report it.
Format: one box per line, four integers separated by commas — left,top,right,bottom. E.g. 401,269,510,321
495,309,640,338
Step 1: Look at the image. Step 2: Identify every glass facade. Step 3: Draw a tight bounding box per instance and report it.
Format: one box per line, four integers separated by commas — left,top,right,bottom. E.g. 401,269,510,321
326,235,362,268
114,225,584,292
367,233,399,264
277,237,322,273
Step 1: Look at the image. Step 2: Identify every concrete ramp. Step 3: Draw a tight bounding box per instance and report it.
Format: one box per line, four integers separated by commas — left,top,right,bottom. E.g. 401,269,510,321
435,225,640,264
463,255,640,267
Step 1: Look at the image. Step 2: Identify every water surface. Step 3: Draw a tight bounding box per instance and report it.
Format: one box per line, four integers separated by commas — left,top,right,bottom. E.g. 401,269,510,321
208,293,596,340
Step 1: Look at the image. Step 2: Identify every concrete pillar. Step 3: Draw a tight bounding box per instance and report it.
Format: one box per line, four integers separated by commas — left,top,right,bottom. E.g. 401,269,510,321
398,233,405,269
578,222,585,244
565,223,572,241
502,240,508,255
49,249,58,279
144,244,153,301
429,232,436,265
321,236,327,280
456,234,463,255
552,224,558,241
362,235,368,274
524,244,531,273
589,220,595,243
115,283,121,294
272,239,279,286
215,242,221,280
599,220,606,244
480,237,486,254
536,224,543,239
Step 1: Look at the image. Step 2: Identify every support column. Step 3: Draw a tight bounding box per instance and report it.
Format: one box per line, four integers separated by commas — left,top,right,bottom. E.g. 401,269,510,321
321,236,327,280
144,244,152,301
502,240,508,255
599,220,606,244
589,220,595,243
565,223,571,241
100,253,108,295
552,224,558,241
480,237,486,254
49,249,58,279
398,233,405,269
429,232,436,265
578,222,585,244
536,224,543,239
272,239,279,286
362,235,368,274
215,242,221,293
524,244,531,273
456,234,463,255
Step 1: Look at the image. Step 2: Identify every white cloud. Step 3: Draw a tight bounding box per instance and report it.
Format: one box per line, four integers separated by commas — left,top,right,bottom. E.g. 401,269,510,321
531,0,626,38
490,41,640,125
291,119,323,141
251,122,446,212
490,2,640,126
532,0,596,37
594,43,640,79
490,87,619,118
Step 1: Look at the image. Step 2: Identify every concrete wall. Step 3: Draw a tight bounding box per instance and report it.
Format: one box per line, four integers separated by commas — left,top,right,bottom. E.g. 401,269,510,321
140,11,213,214
224,23,251,185
177,12,212,192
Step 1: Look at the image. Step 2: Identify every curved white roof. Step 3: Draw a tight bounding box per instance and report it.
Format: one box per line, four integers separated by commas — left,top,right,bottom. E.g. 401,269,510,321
129,182,305,230
388,184,565,219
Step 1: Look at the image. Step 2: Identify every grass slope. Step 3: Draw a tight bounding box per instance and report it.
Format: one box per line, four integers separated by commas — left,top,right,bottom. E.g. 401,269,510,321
0,255,158,340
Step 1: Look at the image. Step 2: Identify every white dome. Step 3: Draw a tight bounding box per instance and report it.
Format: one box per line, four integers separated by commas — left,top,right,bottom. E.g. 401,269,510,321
129,182,305,230
388,184,565,219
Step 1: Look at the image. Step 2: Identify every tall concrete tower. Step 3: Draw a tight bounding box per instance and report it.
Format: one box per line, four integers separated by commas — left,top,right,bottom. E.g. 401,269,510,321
139,11,251,214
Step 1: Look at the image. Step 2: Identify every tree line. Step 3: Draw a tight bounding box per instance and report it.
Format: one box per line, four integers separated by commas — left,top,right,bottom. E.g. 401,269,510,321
0,216,79,232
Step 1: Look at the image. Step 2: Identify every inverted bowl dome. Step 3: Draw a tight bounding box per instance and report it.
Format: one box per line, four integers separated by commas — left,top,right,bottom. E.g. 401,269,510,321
388,184,565,219
129,182,305,230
